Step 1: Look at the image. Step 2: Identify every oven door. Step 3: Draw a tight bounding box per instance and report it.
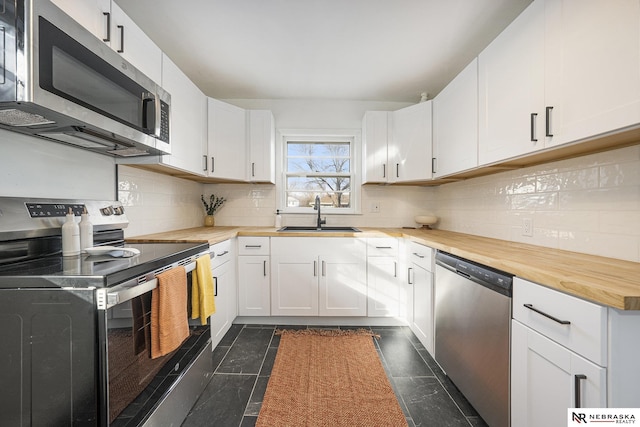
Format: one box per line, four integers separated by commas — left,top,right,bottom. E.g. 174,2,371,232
97,266,197,425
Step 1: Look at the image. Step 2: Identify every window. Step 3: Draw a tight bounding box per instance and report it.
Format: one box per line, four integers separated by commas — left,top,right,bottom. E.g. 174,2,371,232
279,130,360,214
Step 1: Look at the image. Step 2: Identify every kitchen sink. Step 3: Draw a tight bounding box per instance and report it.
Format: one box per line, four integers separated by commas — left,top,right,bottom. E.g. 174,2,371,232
277,226,361,232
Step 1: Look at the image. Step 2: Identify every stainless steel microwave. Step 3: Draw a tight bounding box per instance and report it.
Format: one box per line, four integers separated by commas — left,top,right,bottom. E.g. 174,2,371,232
0,1,170,157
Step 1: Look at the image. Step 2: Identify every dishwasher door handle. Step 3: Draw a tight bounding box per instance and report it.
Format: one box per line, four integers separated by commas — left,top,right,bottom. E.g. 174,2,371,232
523,303,571,325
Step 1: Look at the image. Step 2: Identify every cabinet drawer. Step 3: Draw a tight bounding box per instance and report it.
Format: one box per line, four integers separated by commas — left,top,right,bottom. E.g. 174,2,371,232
210,239,232,269
238,237,270,255
367,238,398,256
408,241,433,271
513,277,607,366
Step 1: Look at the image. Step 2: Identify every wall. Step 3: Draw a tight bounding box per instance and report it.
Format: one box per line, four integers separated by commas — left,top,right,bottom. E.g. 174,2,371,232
0,130,115,200
435,145,640,262
118,165,204,237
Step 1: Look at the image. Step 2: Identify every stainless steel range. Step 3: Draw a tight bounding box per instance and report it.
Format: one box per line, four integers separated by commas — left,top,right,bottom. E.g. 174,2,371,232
0,197,213,426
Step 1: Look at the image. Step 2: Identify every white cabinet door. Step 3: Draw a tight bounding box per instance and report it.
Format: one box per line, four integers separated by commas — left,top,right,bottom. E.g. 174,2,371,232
160,54,207,175
367,256,400,317
409,263,434,355
210,258,236,349
270,238,366,316
511,321,606,427
544,0,640,147
433,59,478,178
246,110,275,183
362,111,390,184
110,2,162,84
318,239,367,316
478,0,545,166
207,99,246,181
389,101,433,182
51,0,111,42
237,256,270,316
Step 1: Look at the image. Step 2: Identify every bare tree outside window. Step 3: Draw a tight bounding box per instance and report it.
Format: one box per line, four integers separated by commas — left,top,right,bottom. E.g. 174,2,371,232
286,141,352,209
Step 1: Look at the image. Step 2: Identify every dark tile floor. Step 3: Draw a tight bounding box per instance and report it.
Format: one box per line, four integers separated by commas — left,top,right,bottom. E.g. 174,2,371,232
181,324,488,427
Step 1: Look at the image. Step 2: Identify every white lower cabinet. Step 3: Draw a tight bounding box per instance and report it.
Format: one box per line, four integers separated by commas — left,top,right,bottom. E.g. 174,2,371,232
406,242,434,354
511,320,606,427
367,250,401,317
270,237,367,316
511,277,640,427
209,240,237,349
237,237,270,316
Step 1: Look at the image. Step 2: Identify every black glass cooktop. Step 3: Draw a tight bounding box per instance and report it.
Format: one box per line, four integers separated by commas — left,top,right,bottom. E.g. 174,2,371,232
0,241,210,289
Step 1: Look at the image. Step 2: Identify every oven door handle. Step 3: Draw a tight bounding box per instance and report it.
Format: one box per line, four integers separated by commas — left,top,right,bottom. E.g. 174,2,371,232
97,260,197,309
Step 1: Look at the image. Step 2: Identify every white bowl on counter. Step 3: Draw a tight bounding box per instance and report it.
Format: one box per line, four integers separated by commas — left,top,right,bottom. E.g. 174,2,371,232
414,215,438,229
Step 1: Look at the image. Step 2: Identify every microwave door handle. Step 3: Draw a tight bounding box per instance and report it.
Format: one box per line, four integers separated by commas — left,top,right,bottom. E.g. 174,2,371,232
141,93,155,131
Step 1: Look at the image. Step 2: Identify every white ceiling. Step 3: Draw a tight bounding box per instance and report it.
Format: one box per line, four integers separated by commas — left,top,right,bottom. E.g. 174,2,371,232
115,0,531,103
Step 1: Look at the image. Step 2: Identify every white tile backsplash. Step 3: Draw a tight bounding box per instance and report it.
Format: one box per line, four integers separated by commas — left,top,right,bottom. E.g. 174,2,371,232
118,145,639,262
435,145,640,262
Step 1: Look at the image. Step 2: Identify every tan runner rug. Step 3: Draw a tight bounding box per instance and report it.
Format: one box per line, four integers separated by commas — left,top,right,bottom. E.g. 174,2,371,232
256,329,408,427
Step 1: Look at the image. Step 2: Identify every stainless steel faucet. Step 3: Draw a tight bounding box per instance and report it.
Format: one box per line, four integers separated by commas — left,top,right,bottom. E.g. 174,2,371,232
314,195,326,230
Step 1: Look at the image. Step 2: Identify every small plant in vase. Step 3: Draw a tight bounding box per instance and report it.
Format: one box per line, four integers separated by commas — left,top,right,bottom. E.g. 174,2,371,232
201,194,226,227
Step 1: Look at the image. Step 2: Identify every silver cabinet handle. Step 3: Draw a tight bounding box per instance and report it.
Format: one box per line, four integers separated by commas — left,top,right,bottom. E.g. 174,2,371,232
263,260,267,277
523,304,571,325
375,246,392,249
103,12,111,42
546,106,554,137
530,113,538,142
382,164,386,178
117,25,124,53
394,261,397,278
412,252,425,259
313,260,317,277
203,155,208,171
396,163,400,178
574,374,587,408
407,267,413,284
432,157,437,174
322,260,326,277
211,157,215,173
244,245,262,249
213,276,218,297
216,250,229,257
252,162,256,177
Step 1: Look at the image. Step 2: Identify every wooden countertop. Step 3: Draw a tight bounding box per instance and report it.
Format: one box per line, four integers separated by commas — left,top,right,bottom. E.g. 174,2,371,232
128,226,640,310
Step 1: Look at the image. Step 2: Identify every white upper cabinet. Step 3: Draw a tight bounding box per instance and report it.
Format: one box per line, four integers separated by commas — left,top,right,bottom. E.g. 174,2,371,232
389,101,433,182
51,0,162,84
362,111,390,184
207,99,247,181
479,0,640,166
363,103,432,184
160,54,207,175
51,0,111,42
109,2,162,84
478,0,546,166
433,58,478,178
544,0,640,147
246,110,275,183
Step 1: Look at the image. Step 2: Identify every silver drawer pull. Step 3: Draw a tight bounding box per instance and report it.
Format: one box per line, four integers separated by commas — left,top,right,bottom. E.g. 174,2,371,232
245,245,262,248
216,250,229,257
375,246,392,249
523,303,571,325
413,252,425,259
574,374,587,408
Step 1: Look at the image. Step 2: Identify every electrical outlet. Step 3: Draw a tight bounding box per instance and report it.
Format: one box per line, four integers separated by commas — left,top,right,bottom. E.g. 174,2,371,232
370,202,380,213
523,218,533,237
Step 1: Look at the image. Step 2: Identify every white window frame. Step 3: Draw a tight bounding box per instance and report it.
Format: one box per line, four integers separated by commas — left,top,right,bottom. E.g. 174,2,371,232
277,128,361,215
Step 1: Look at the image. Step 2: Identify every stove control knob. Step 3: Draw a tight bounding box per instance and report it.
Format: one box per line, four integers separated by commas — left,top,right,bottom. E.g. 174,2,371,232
101,206,114,216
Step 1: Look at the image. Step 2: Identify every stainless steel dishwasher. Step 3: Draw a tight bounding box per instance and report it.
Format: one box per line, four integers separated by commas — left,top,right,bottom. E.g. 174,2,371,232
434,251,513,427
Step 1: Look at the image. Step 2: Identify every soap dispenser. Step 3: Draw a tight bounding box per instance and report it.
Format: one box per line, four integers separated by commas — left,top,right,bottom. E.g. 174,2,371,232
62,207,80,256
79,207,93,251
275,209,282,228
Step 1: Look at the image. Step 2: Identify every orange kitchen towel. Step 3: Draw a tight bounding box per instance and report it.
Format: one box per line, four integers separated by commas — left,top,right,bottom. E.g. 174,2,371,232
151,265,190,359
191,255,216,325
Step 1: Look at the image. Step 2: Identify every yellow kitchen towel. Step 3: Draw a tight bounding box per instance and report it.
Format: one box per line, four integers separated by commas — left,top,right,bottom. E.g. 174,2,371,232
191,254,216,325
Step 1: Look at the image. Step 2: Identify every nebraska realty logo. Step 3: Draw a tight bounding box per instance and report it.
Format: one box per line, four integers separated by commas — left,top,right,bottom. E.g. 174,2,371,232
568,408,639,425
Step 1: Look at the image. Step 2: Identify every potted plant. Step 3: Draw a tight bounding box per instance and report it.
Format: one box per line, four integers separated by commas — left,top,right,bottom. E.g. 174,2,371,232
201,194,226,227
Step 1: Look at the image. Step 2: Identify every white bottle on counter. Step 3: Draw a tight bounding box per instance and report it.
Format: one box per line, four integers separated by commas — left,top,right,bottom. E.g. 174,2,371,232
62,207,80,256
275,209,282,228
79,207,93,252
